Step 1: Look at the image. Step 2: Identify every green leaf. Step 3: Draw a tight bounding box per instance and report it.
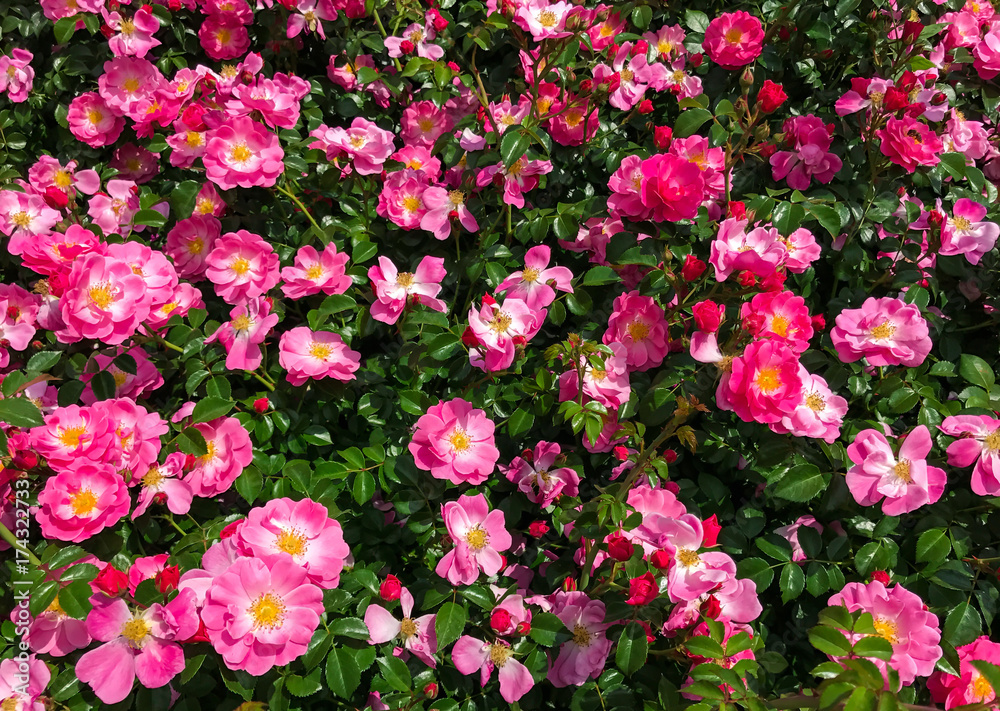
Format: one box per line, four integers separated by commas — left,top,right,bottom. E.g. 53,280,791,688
57,580,94,620
325,647,362,699
46,545,89,571
177,426,208,456
685,635,725,659
854,541,886,577
809,625,853,656
507,408,534,437
54,16,77,44
844,687,877,711
435,602,468,651
171,180,201,217
376,655,411,692
852,636,893,660
0,398,45,428
959,354,994,389
191,397,233,423
133,209,167,228
582,265,619,286
773,464,826,502
329,617,370,640
91,371,116,401
616,622,649,675
528,611,565,646
353,470,375,504
916,528,951,564
27,351,62,373
780,562,805,603
318,294,357,318
631,5,652,29
944,602,981,647
808,203,843,236
235,466,263,504
673,108,712,138
684,9,709,32
736,557,774,591
501,129,531,168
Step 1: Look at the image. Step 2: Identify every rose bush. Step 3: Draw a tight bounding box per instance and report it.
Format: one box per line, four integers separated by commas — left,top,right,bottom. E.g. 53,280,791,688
1,0,1000,709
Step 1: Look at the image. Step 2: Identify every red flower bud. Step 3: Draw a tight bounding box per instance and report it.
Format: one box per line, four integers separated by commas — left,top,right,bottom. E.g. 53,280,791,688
44,186,69,210
756,80,787,113
650,549,672,570
380,574,402,601
527,520,549,537
562,577,577,592
760,270,786,292
93,564,129,596
653,125,672,150
606,532,633,562
579,79,593,94
701,595,721,619
810,314,826,331
447,61,460,72
902,20,923,44
689,52,704,68
490,608,513,634
884,87,910,112
155,565,180,593
631,40,648,56
625,572,658,606
701,514,722,547
758,143,777,158
663,448,678,464
183,617,211,643
680,254,707,282
664,481,680,494
220,519,244,539
637,99,654,114
516,620,531,635
422,682,439,699
252,397,269,414
870,570,890,585
461,326,480,347
400,40,415,54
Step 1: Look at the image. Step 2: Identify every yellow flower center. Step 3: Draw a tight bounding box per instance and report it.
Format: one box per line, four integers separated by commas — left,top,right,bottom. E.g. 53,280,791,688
538,9,557,27
396,272,415,288
123,78,140,93
276,529,308,557
572,623,592,646
113,369,128,388
522,267,540,282
249,592,286,629
490,311,513,333
231,315,251,331
620,68,634,83
658,40,673,54
894,459,912,483
400,617,418,639
806,393,826,412
972,674,994,701
46,595,66,617
231,143,252,163
120,18,136,34
952,216,972,231
70,489,99,516
121,617,151,645
627,320,650,341
349,134,367,148
59,425,87,448
187,237,204,254
305,264,324,280
418,118,435,132
201,440,217,464
448,190,465,206
755,367,781,393
230,257,250,275
465,525,488,550
89,283,114,309
599,24,615,37
677,549,701,567
142,467,164,488
873,617,899,645
309,342,332,360
54,170,72,188
565,109,584,127
449,428,471,452
196,198,215,214
490,643,513,667
88,108,104,125
500,114,517,126
770,315,790,338
869,321,895,340
591,368,607,381
724,28,743,44
9,211,33,229
160,302,178,315
221,64,238,78
985,429,1000,451
186,131,204,148
409,29,424,43
216,28,232,44
402,196,423,213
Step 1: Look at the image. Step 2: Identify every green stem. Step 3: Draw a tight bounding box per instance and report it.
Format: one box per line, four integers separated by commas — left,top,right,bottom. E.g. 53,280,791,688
253,371,276,392
275,181,324,236
0,520,43,567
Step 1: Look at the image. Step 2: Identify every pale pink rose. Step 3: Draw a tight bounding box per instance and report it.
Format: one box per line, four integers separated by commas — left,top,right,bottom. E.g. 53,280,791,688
475,158,552,209
237,497,350,589
548,592,612,687
198,15,251,60
545,92,599,147
202,556,324,674
0,654,49,711
92,398,168,482
146,282,205,330
193,181,227,217
308,117,395,174
27,156,100,201
57,252,151,346
287,0,338,39
607,155,648,221
400,100,452,148
368,255,447,325
783,228,822,272
846,426,946,515
467,296,546,373
657,514,736,602
593,42,669,110
703,11,764,69
206,297,279,371
327,53,376,91
717,340,803,425
41,0,102,20
502,441,580,507
709,219,788,282
644,24,687,60
410,398,499,486
558,341,631,410
0,189,61,243
364,587,437,668
453,636,533,702
774,515,824,563
165,215,222,280
436,493,512,585
280,243,352,299
106,241,178,311
830,297,932,367
946,109,994,161
203,115,285,190
104,6,162,58
420,186,478,240
939,415,1000,496
876,116,943,173
376,170,429,230
19,594,92,658
29,404,117,471
132,453,194,518
513,0,574,40
166,123,208,168
98,57,164,119
940,198,999,265
0,49,34,103
392,145,442,181
771,369,847,444
495,245,573,310
828,581,942,689
204,229,281,304
36,461,130,542
770,115,842,190
87,179,140,236
602,291,669,372
928,636,1000,709
183,416,254,498
278,327,361,386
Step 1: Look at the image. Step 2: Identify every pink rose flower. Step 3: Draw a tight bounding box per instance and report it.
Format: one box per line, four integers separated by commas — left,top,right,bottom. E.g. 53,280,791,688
827,581,942,688
237,497,350,589
198,15,251,60
703,11,765,69
67,92,126,148
709,218,788,282
0,189,61,243
56,252,151,345
639,153,706,222
0,655,49,711
846,426,946,515
496,245,574,310
940,198,999,265
928,636,1000,708
409,398,499,486
183,416,254,498
203,116,285,190
717,340,804,425
830,296,932,367
939,415,1000,496
658,514,736,602
165,215,222,280
467,296,546,373
558,341,631,410
206,297,280,371
548,592,612,687
602,291,669,372
376,170,428,230
104,6,161,58
364,586,438,668
475,158,552,209
774,515,824,563
502,441,580,507
420,186,478,240
770,115,842,190
0,49,34,103
36,461,130,542
309,117,396,175
204,229,281,305
368,255,448,325
436,493,512,585
876,116,943,173
453,636,533,702
278,327,361,386
132,453,194,518
76,588,198,704
202,556,324,674
740,290,814,353
280,243,352,299
770,369,847,443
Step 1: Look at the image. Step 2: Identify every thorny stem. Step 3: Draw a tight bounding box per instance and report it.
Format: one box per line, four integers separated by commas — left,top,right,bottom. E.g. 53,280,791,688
0,520,44,567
